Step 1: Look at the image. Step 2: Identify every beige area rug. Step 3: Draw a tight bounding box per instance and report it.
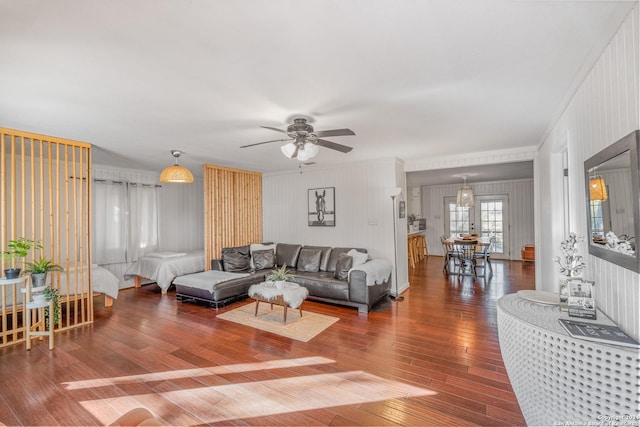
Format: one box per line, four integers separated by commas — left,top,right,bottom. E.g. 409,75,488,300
217,302,339,342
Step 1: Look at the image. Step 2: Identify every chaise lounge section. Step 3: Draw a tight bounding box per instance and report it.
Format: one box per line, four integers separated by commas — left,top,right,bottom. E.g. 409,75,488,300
174,243,392,313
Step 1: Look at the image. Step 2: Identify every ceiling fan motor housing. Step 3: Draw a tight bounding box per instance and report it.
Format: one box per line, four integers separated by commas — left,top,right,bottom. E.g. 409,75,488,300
287,118,314,138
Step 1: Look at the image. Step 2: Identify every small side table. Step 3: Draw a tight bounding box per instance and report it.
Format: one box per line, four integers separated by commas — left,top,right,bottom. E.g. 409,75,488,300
22,283,54,351
0,276,28,346
248,282,309,323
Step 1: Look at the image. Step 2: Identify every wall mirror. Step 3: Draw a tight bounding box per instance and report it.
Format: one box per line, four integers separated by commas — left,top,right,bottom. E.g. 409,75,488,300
584,130,639,273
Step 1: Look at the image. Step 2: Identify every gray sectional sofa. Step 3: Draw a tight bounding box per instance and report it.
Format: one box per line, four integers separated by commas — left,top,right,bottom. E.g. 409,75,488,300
174,243,392,313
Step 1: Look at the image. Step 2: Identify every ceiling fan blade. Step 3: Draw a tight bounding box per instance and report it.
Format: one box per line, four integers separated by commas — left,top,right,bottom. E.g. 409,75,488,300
314,128,355,138
315,139,353,153
260,125,289,134
240,138,292,148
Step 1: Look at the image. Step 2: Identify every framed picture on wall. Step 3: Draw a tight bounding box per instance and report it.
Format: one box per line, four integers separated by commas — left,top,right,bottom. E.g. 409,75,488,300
308,187,335,226
399,201,406,218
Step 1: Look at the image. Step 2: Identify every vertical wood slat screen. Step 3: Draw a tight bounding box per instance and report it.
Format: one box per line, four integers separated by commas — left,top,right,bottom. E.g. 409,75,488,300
0,128,92,348
204,164,262,266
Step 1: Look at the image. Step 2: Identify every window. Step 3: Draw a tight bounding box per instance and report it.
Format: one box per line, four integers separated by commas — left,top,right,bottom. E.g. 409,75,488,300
93,180,159,264
589,200,605,238
445,195,509,257
480,200,504,253
447,200,470,236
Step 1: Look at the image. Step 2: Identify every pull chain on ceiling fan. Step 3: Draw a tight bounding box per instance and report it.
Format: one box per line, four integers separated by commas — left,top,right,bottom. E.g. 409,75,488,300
240,117,355,161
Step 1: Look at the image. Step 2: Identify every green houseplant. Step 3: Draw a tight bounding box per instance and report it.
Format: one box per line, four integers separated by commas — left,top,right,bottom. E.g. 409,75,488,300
42,286,61,327
1,238,42,279
266,264,295,283
25,256,64,287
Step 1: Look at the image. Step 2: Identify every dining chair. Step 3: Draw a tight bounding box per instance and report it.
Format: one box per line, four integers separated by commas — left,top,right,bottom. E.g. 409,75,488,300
474,237,494,278
440,234,456,274
453,240,478,278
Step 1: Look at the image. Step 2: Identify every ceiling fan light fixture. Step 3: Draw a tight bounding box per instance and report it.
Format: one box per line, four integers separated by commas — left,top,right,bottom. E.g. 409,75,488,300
280,141,297,158
160,150,194,183
297,142,320,161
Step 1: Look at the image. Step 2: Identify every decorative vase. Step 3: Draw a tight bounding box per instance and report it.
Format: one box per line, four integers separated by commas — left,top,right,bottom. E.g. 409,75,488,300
33,294,46,303
31,272,47,288
4,268,21,279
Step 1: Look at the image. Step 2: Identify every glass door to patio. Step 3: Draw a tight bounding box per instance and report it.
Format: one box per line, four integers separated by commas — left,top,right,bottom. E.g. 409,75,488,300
445,195,509,259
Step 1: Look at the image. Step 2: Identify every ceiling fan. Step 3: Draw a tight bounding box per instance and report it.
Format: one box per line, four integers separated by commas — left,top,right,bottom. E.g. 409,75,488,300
241,117,355,161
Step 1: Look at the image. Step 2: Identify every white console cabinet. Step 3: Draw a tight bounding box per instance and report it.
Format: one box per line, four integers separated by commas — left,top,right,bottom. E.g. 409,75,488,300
497,293,639,425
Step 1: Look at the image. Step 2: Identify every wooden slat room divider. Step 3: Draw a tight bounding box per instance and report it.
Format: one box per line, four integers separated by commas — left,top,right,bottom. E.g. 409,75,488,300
203,164,262,266
0,128,92,348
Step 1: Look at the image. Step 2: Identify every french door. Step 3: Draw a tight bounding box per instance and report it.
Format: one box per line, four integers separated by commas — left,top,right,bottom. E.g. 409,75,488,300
444,195,509,259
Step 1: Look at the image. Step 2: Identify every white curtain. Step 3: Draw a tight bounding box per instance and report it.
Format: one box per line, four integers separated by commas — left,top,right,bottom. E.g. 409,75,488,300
93,181,159,264
93,181,126,264
126,183,159,262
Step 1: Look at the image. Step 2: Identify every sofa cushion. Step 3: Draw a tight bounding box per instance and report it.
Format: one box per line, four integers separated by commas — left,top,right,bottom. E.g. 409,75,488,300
292,271,350,301
333,254,353,280
275,243,302,268
221,245,251,272
301,246,333,271
252,249,275,270
297,248,322,272
327,247,368,272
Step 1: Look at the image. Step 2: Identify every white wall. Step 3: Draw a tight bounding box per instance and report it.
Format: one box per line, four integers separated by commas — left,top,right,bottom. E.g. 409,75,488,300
93,164,204,285
536,5,639,339
263,158,409,295
422,179,534,260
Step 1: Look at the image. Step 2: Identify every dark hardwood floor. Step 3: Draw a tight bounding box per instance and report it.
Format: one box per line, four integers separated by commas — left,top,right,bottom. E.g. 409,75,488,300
0,256,535,426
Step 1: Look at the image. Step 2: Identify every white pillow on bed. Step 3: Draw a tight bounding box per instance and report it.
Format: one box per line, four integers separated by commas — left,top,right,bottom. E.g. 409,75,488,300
250,243,276,269
146,252,187,258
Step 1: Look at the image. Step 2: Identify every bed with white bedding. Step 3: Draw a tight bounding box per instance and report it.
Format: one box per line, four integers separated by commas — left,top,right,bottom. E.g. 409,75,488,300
55,265,120,306
0,265,120,311
123,250,205,292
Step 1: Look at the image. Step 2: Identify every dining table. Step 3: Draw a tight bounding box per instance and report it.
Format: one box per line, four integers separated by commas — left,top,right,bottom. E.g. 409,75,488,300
443,236,493,277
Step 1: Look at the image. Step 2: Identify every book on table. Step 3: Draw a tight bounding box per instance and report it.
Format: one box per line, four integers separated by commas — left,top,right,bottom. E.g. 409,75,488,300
558,318,640,349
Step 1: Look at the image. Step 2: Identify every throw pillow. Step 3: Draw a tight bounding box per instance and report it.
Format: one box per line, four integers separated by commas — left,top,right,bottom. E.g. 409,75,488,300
250,242,276,269
297,248,322,272
252,249,275,270
221,245,251,272
333,254,353,280
347,249,368,267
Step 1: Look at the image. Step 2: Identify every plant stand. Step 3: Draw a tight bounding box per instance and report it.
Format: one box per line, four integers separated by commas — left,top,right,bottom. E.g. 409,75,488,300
21,284,54,350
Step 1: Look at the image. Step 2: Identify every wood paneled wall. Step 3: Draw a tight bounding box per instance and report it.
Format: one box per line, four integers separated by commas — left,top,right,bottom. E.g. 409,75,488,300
0,128,92,346
422,178,534,260
536,5,639,339
204,164,262,265
262,159,407,293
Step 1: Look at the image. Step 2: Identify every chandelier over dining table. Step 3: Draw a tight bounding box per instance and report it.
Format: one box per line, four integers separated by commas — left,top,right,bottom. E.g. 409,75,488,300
457,175,475,208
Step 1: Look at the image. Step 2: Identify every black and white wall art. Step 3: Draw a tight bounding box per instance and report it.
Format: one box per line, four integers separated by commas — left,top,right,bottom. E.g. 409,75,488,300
308,187,335,226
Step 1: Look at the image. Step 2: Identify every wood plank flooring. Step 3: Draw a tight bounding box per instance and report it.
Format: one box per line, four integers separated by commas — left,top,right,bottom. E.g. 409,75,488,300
0,256,534,426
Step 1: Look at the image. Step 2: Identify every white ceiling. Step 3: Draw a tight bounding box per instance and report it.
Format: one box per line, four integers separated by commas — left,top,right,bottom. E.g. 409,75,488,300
0,1,635,183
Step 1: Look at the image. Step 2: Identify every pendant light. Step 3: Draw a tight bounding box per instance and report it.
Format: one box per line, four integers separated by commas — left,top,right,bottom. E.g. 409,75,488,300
160,150,194,183
457,175,475,208
589,176,608,201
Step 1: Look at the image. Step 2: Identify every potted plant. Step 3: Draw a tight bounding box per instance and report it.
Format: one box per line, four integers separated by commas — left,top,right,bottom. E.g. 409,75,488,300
25,256,64,287
266,264,294,287
42,286,61,328
1,238,42,279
